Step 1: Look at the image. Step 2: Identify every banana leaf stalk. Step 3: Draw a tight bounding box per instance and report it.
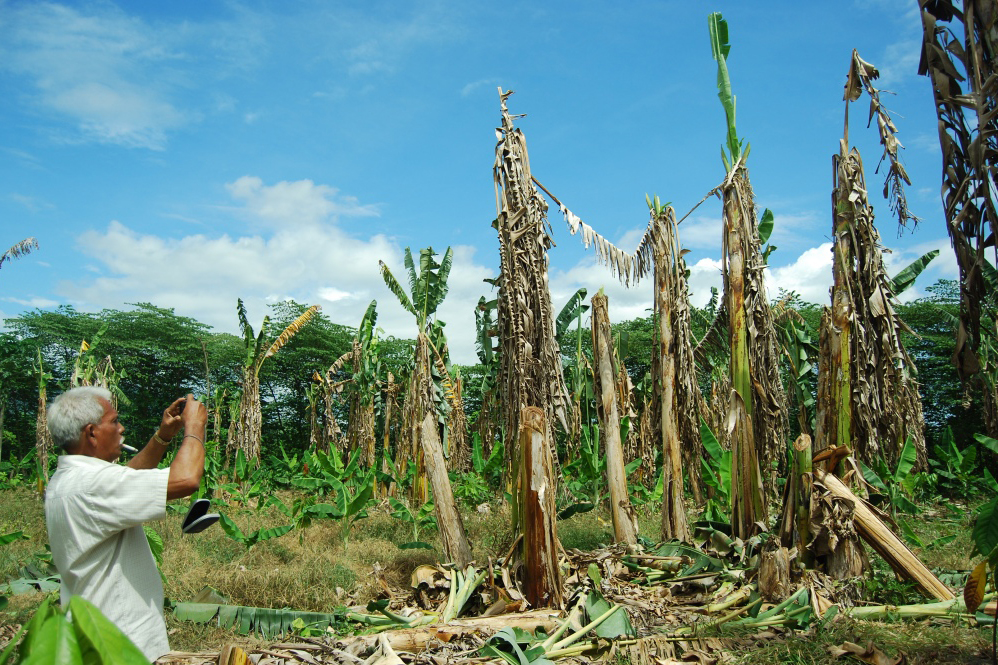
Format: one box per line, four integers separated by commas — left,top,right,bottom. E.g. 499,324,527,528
844,592,996,620
345,606,437,630
735,604,814,629
539,599,584,651
548,603,625,652
704,583,755,613
441,566,488,623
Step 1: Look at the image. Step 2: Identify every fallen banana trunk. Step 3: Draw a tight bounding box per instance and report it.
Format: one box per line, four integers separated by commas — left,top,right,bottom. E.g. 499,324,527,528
842,592,996,620
813,469,953,601
333,609,562,652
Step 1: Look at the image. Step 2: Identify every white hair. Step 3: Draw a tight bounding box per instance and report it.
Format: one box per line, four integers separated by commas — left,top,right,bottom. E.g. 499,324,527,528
48,387,112,452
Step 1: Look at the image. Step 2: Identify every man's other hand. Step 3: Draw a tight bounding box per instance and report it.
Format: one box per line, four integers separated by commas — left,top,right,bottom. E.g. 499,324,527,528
181,394,207,434
159,397,187,440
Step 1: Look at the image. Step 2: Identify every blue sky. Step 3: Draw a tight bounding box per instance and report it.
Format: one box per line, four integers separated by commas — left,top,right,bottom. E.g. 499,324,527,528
0,0,956,364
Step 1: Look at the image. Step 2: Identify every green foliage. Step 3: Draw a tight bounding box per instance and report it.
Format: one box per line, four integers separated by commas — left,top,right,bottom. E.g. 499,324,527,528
173,601,345,640
699,420,731,522
562,425,606,508
972,495,998,560
2,596,150,665
218,514,293,550
450,471,491,508
891,250,940,295
926,427,995,498
380,247,453,332
389,497,437,547
708,12,748,171
860,436,920,518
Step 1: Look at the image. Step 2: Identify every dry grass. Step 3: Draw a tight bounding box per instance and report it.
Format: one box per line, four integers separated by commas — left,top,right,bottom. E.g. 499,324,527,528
0,486,992,662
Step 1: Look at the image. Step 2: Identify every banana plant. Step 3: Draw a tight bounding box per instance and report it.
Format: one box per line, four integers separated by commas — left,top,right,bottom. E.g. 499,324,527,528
330,471,375,551
700,420,731,523
0,596,149,665
232,299,320,461
389,497,437,549
33,348,54,486
860,435,920,518
218,514,293,550
344,301,381,468
263,495,342,544
557,288,592,443
380,247,457,498
563,425,606,508
381,246,473,565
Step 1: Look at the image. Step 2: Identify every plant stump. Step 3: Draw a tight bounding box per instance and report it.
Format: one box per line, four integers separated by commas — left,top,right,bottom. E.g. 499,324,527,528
421,411,472,567
518,406,563,608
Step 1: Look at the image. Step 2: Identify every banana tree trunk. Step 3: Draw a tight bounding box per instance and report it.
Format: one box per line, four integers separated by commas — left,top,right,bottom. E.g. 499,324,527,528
36,388,52,483
654,254,690,541
321,386,338,454
654,209,700,538
236,368,262,462
518,406,563,608
493,90,571,500
591,292,639,545
403,335,433,505
420,411,472,567
381,372,396,497
723,169,767,540
812,142,866,578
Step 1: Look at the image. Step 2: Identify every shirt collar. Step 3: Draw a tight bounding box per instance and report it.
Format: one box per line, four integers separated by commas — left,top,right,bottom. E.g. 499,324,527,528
56,454,116,470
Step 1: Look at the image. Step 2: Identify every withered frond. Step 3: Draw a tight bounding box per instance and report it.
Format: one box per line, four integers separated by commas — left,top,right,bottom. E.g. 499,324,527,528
845,50,919,231
0,237,39,270
264,305,320,360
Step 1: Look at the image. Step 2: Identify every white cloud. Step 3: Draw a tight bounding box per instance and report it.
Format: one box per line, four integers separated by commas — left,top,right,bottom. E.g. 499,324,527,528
1,296,60,308
224,176,381,229
56,176,494,364
0,3,193,149
676,214,722,250
765,244,834,305
0,2,265,149
9,193,55,213
461,78,500,97
876,38,922,87
909,132,942,156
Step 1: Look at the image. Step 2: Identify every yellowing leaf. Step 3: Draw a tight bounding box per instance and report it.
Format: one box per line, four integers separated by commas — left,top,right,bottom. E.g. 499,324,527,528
964,559,988,613
264,305,320,359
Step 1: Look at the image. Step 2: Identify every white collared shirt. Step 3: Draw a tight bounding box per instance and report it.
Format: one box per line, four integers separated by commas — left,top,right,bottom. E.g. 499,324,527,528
45,455,171,662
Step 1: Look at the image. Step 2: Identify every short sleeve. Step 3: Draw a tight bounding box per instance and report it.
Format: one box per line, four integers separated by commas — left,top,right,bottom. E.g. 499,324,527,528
83,465,169,534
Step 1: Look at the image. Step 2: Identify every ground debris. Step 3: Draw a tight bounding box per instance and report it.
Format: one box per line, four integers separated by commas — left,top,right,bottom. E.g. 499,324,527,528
163,529,969,665
828,641,905,665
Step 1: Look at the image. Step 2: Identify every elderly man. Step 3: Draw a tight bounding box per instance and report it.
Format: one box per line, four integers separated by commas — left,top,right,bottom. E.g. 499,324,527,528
45,386,207,662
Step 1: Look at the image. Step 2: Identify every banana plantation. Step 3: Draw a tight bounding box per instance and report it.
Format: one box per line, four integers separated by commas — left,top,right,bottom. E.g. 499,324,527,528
2,7,998,665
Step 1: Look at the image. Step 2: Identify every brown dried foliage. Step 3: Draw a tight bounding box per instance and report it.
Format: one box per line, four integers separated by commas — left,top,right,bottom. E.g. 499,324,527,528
918,1,998,382
492,90,571,455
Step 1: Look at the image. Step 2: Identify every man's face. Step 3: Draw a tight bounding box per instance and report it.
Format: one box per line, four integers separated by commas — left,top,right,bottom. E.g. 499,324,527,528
88,398,125,462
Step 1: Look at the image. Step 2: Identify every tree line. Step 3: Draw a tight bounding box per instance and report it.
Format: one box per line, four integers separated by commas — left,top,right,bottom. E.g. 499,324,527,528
0,279,980,472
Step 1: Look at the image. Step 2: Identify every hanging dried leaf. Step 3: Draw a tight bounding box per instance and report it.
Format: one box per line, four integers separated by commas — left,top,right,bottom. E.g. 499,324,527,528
264,305,320,359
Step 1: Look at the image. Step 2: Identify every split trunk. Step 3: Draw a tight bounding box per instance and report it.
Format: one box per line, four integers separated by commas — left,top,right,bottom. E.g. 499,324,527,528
591,291,639,546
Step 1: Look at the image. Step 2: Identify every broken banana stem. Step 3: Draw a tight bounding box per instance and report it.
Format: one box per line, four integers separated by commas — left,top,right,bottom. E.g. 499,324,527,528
844,592,996,620
704,583,755,613
549,603,624,652
540,598,583,651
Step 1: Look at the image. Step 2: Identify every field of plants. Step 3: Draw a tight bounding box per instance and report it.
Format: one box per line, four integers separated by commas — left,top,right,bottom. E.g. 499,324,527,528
2,7,998,665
